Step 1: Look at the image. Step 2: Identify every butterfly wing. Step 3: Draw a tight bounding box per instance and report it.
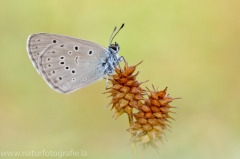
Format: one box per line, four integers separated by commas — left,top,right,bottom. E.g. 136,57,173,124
27,33,67,73
27,33,109,93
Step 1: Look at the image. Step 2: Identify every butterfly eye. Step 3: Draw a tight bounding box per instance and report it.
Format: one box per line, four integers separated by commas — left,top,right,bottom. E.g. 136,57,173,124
52,40,57,43
111,46,117,51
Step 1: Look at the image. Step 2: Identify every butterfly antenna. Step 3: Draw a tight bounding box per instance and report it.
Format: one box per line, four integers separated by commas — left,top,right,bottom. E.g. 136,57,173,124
109,26,117,45
109,23,125,45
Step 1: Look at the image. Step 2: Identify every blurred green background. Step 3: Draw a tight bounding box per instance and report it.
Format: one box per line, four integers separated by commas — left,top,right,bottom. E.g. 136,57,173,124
0,0,240,158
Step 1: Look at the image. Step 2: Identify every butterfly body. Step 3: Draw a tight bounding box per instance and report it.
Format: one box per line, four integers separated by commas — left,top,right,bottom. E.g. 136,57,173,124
27,33,121,93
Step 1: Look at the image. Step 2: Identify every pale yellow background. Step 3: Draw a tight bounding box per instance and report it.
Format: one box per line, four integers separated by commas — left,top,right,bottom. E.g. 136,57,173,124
0,0,239,159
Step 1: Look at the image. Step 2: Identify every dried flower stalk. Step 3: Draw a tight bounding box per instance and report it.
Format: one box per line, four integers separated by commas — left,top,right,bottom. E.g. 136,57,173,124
104,60,179,155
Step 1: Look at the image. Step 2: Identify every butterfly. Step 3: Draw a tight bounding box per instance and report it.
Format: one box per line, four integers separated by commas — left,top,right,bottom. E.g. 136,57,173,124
27,24,124,93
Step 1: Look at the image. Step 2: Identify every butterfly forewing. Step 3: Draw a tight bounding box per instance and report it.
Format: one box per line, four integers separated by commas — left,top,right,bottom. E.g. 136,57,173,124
27,33,109,93
27,33,107,72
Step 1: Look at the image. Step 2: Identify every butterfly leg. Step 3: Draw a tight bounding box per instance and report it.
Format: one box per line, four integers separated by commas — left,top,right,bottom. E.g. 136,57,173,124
118,56,126,63
105,74,112,90
117,56,126,71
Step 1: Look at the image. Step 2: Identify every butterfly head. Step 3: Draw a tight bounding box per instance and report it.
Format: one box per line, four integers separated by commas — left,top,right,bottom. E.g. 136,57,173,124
109,42,120,54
